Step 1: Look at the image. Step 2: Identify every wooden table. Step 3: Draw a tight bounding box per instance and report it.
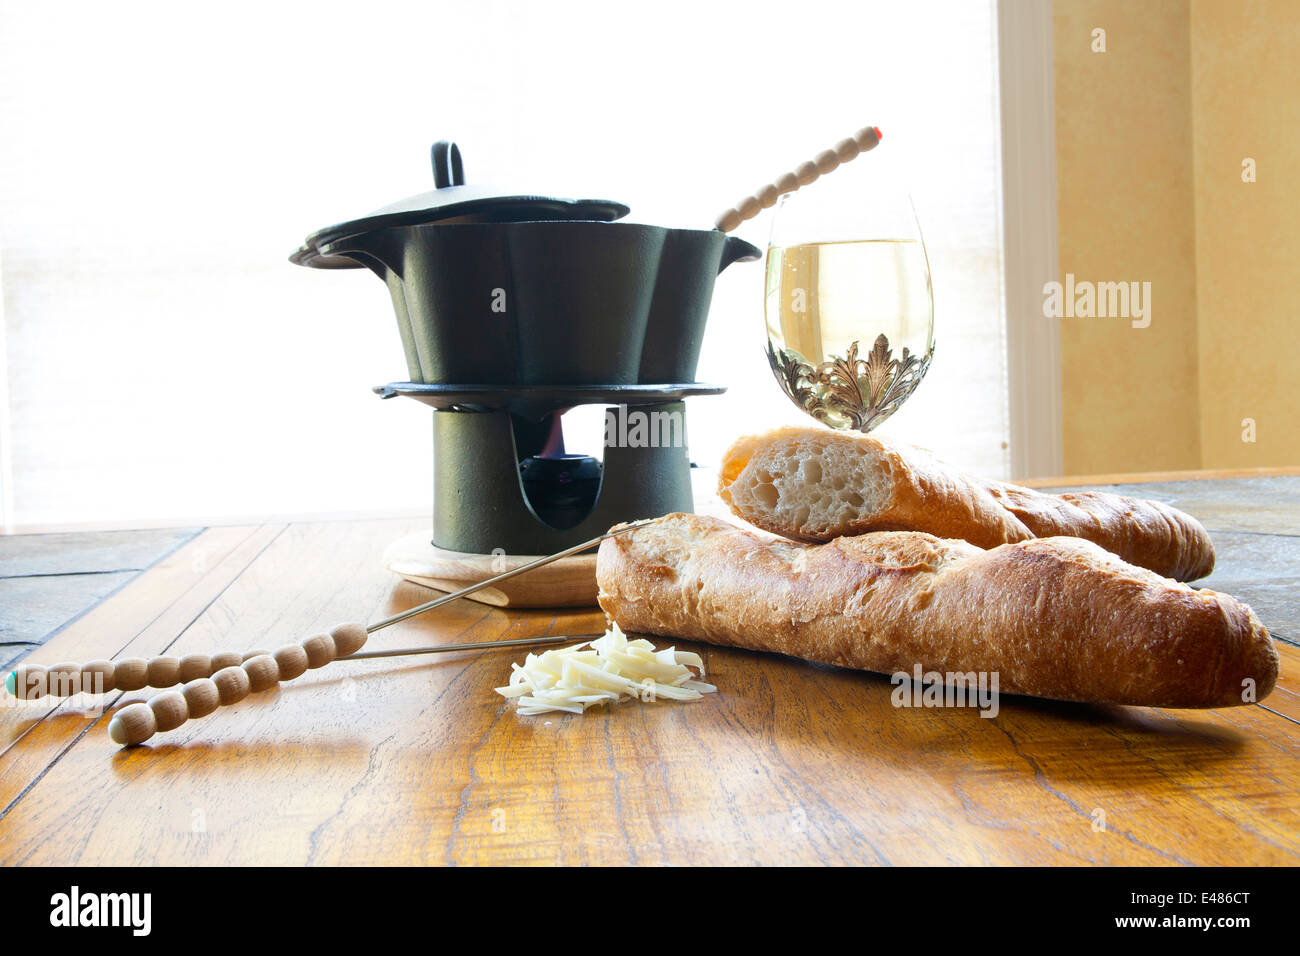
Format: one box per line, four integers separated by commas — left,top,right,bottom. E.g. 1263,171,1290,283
1,471,1297,865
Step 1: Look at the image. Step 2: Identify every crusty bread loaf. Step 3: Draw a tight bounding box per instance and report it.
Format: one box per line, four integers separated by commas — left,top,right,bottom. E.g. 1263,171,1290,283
718,426,1216,581
596,514,1277,709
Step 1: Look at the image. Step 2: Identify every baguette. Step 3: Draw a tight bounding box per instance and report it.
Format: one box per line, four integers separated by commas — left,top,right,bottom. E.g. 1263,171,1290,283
718,426,1216,581
596,514,1277,709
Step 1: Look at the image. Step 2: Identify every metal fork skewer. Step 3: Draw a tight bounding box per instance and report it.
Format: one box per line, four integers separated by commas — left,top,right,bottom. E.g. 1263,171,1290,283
339,633,599,661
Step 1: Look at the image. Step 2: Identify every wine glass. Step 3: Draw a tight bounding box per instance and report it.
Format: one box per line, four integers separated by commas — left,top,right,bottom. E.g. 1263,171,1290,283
764,163,935,432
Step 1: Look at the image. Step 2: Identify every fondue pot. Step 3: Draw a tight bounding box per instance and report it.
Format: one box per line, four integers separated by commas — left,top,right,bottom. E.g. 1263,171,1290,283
292,141,758,387
292,139,758,567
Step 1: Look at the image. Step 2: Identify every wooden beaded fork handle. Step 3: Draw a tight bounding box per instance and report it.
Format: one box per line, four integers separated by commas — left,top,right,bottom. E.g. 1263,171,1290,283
4,520,654,747
714,125,882,233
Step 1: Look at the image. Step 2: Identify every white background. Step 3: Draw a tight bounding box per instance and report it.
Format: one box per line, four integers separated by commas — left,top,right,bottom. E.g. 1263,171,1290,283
0,0,1006,529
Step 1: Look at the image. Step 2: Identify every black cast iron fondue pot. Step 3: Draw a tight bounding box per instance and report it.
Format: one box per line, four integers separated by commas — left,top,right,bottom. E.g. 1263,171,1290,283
291,141,760,388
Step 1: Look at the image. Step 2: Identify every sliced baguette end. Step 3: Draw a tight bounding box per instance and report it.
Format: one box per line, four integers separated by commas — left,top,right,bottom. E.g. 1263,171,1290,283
719,427,896,541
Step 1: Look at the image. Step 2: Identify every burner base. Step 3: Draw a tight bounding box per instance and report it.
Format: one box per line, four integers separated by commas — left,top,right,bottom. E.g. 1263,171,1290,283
430,401,696,554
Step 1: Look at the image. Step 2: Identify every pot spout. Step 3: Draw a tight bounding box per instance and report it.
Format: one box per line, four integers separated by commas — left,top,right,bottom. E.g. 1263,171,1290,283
718,234,761,272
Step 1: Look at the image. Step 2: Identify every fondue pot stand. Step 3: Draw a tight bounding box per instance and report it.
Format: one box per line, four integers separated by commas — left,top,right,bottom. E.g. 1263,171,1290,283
293,141,758,603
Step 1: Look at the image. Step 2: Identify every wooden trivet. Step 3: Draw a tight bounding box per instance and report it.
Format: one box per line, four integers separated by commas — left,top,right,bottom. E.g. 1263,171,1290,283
383,530,598,607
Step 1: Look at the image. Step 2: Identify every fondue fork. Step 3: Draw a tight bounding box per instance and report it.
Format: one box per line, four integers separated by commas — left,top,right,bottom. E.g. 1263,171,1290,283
5,520,656,746
714,125,883,233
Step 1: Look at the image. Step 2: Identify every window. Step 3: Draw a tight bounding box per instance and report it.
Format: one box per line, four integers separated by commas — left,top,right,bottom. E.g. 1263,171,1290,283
0,0,1009,530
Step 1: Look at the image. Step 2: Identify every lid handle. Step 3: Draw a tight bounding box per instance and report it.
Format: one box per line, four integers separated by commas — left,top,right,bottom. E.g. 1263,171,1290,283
431,141,465,189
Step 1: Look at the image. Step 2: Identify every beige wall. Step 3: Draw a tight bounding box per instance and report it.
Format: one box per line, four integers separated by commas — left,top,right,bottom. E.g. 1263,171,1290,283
1053,0,1201,474
1190,0,1300,468
1052,0,1299,473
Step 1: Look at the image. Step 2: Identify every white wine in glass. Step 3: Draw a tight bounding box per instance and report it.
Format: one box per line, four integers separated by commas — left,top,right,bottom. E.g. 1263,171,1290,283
764,170,935,432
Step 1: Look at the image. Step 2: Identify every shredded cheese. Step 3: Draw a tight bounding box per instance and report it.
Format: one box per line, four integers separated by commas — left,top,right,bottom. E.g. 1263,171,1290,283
495,626,716,716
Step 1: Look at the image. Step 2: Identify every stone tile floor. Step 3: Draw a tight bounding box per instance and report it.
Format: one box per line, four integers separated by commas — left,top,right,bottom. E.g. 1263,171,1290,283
0,528,201,671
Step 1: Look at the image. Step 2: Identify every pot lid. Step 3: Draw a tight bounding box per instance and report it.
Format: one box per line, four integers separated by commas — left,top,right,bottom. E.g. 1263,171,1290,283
291,141,630,269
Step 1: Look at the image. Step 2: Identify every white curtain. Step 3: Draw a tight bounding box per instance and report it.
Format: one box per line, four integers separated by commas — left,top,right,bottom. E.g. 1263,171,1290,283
0,0,1007,529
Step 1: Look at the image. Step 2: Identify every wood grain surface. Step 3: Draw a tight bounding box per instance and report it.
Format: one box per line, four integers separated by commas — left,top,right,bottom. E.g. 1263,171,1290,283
0,477,1295,866
1017,464,1300,487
